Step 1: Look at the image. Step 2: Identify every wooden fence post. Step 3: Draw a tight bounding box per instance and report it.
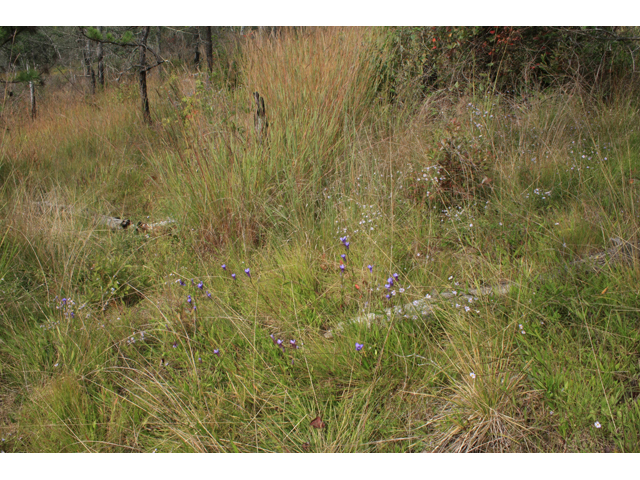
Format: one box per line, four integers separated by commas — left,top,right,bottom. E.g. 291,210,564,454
29,81,36,120
253,91,268,144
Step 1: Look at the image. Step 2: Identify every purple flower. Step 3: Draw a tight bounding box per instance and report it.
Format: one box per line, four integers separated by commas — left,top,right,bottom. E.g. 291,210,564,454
385,283,390,289
368,265,373,273
393,273,399,281
70,312,75,318
231,273,236,280
198,357,202,363
290,339,297,348
197,281,203,290
387,277,394,286
172,342,177,349
191,278,195,286
178,279,185,286
355,342,364,351
386,294,390,299
340,264,345,274
222,264,227,271
340,236,347,244
206,291,212,298
187,295,192,303
341,254,346,262
214,349,220,356
245,268,251,278
61,298,67,304
277,339,283,346
344,242,350,250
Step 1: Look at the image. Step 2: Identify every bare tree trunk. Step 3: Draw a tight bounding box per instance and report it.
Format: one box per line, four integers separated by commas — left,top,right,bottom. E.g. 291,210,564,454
204,26,213,73
139,26,151,124
156,26,163,79
193,28,201,69
84,37,96,95
96,26,104,88
29,80,36,119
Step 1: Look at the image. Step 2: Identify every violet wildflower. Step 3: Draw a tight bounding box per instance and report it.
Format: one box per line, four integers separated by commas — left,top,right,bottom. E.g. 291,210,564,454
187,295,192,304
290,339,297,349
245,268,251,278
387,277,394,286
222,264,227,271
277,339,283,346
344,242,350,250
231,273,236,280
341,254,346,262
393,273,399,281
355,342,364,351
206,291,212,298
368,265,373,273
340,236,347,244
197,281,203,290
191,278,195,286
178,279,186,286
172,342,177,349
214,349,220,356
340,264,345,274
198,357,202,363
61,298,67,304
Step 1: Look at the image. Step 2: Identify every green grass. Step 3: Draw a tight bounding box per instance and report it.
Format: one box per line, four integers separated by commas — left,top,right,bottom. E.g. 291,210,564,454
1,26,640,452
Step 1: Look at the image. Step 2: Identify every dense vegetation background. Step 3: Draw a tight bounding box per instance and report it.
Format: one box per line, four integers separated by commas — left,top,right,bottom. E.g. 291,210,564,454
1,26,640,452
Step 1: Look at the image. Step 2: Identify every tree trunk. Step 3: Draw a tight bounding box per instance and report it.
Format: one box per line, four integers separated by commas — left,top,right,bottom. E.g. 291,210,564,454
139,26,151,124
29,80,36,120
85,37,96,95
96,26,104,88
194,28,200,69
156,26,163,79
204,26,213,73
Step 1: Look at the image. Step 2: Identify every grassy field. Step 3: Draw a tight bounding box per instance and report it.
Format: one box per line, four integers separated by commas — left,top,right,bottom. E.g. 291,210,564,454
1,26,640,452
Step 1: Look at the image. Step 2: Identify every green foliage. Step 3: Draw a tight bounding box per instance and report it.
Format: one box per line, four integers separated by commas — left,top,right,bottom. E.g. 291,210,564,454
379,26,638,101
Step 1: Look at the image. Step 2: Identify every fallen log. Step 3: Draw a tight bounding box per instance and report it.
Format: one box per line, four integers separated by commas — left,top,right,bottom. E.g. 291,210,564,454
32,201,174,232
324,237,638,339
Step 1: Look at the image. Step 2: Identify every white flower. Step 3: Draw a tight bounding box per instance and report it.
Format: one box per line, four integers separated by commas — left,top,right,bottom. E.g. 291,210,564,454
594,421,601,429
470,372,476,379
